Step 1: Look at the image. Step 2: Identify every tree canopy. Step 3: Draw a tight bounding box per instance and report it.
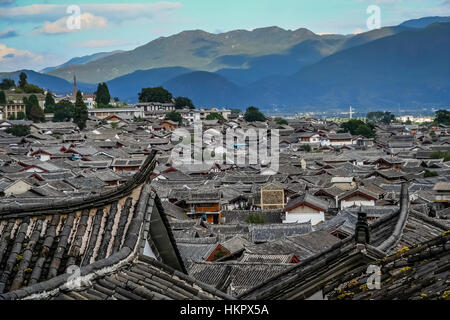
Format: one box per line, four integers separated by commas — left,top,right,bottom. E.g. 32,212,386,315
16,112,26,120
95,82,111,106
29,105,45,123
139,86,173,103
0,90,6,104
430,151,450,162
174,96,195,109
6,125,30,137
244,106,266,122
275,117,288,125
0,78,15,90
22,83,44,94
340,119,376,138
19,72,27,88
73,90,88,130
435,110,450,126
44,91,56,113
367,111,395,125
205,112,224,122
23,95,40,121
165,111,182,124
53,99,74,122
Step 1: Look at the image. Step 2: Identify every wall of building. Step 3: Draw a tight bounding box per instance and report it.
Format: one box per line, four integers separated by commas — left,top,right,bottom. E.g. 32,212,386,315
284,212,324,225
4,181,32,197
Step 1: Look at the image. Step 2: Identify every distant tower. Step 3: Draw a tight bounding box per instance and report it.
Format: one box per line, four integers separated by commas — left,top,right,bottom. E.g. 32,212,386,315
73,75,77,98
349,106,354,119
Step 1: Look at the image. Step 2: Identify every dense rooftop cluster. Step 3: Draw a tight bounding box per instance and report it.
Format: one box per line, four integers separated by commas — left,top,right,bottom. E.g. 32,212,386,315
0,113,449,300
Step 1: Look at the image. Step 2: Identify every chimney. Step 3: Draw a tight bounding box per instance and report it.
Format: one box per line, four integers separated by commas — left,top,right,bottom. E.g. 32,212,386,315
355,211,370,244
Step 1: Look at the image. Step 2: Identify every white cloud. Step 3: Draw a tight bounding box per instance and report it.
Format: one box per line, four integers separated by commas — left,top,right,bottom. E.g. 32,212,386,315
0,43,43,71
0,43,67,72
35,13,107,34
0,2,183,22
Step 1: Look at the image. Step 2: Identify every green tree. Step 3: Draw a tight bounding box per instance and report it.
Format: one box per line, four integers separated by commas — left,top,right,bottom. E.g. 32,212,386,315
430,151,450,162
0,79,15,90
29,105,45,123
205,112,224,122
44,91,56,113
213,249,228,261
19,72,27,88
23,83,44,94
435,110,450,125
53,99,74,122
95,83,111,106
24,94,40,117
300,144,312,152
367,111,395,125
340,119,375,138
246,213,266,224
6,125,30,137
0,90,6,104
165,111,182,124
73,90,89,130
174,96,195,109
424,170,438,178
244,106,266,122
139,86,173,103
16,112,26,120
275,117,288,125
8,114,16,120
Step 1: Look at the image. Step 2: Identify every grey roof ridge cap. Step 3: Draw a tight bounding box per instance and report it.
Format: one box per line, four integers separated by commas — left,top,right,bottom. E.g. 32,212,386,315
1,183,154,300
138,255,234,300
237,235,355,299
376,183,410,252
409,208,449,230
0,150,158,216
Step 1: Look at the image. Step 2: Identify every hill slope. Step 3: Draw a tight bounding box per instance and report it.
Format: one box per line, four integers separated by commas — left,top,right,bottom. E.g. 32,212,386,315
46,27,326,83
107,67,192,102
399,16,450,28
163,71,242,107
249,22,450,111
0,70,95,94
41,50,124,73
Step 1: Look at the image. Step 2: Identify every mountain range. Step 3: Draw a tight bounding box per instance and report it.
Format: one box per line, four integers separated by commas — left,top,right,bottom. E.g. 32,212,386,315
40,50,124,74
1,16,449,112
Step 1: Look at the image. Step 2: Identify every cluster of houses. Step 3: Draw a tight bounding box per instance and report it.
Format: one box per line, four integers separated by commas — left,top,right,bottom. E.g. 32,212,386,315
0,109,449,299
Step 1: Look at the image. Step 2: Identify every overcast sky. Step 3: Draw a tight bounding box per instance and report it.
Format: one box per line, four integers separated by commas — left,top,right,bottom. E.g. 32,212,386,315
0,0,449,71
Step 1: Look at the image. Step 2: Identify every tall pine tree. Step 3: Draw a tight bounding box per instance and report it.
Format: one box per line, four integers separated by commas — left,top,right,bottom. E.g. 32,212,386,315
95,82,111,106
24,95,39,117
0,90,6,104
44,91,56,113
73,90,88,130
19,72,27,88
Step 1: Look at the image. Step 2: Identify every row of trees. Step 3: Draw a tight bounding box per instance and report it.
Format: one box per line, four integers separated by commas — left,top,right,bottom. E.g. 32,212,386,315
340,119,376,139
7,89,88,130
0,78,15,90
366,111,395,125
45,91,88,129
138,86,195,110
164,105,266,125
367,110,450,126
435,110,450,126
16,72,43,94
